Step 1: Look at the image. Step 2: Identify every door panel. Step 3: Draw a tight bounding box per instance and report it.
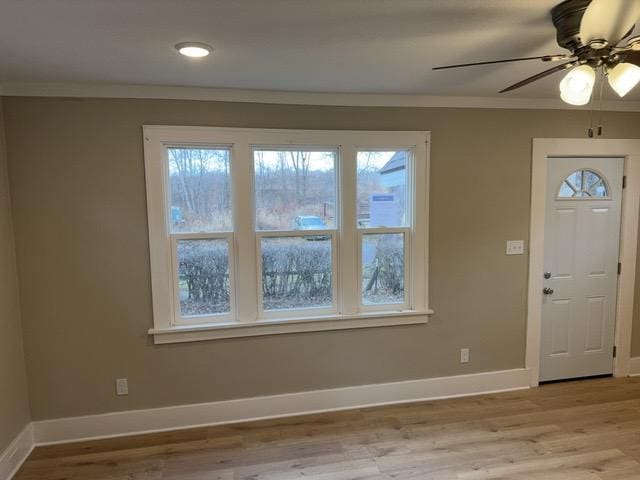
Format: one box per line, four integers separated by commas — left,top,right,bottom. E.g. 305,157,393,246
553,208,577,278
548,299,570,355
584,296,605,352
584,207,609,275
540,157,623,382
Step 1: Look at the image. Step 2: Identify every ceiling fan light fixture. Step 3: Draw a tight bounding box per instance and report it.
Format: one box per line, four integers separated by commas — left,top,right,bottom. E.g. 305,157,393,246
559,65,596,105
608,62,640,97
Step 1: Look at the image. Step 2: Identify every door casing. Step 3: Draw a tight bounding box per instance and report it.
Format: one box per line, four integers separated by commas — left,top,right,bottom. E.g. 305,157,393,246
527,139,640,387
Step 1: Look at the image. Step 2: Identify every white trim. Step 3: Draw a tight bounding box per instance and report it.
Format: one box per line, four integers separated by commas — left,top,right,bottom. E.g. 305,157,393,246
629,357,640,376
0,424,34,480
527,139,640,386
3,82,640,111
149,310,432,344
31,368,530,446
144,126,430,343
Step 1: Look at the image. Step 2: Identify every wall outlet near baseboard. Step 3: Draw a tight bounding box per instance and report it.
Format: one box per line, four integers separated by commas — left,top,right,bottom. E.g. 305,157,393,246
115,378,128,396
460,348,470,364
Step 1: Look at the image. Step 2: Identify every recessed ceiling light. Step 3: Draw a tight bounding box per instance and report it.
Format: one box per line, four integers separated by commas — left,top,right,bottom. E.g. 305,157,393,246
175,42,212,58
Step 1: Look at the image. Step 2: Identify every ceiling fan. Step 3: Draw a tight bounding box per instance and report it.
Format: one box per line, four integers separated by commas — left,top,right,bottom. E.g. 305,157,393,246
433,0,640,105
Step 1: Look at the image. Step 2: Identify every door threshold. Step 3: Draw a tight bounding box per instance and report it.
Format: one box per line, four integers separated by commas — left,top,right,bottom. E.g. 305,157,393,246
539,373,613,385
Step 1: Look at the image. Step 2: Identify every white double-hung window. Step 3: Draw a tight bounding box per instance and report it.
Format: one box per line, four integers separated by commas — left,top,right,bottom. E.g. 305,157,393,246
144,127,431,343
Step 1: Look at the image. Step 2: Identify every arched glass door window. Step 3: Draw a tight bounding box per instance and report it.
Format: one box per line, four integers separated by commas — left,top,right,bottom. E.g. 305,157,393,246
558,169,609,198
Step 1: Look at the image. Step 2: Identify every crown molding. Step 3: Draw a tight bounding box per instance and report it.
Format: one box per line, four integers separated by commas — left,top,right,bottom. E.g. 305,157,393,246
2,82,640,111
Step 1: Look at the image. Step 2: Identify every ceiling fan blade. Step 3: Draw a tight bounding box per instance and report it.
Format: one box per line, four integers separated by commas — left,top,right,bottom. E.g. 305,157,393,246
580,0,640,47
621,51,640,67
432,54,569,71
499,61,579,93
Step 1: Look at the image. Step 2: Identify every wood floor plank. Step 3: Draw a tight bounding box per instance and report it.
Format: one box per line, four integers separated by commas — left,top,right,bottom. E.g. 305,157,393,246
14,377,640,480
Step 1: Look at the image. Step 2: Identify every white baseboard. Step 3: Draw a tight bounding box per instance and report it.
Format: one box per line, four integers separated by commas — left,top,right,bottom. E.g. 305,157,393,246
0,424,34,480
629,357,640,376
32,368,530,446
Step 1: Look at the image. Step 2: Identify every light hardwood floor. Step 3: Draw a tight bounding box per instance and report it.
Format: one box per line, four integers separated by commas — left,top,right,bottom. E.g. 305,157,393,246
15,377,640,479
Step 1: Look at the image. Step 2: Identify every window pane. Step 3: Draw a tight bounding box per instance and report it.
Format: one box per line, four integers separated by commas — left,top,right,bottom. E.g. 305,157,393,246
557,169,609,198
177,239,230,316
167,147,232,233
559,181,575,197
357,150,409,228
254,149,336,231
362,233,404,305
261,236,332,310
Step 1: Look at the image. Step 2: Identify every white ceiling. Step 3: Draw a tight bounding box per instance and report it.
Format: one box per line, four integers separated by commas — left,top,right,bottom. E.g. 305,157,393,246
1,0,639,100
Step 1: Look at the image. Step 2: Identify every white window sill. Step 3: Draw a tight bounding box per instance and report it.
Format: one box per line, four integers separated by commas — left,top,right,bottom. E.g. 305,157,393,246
149,309,434,344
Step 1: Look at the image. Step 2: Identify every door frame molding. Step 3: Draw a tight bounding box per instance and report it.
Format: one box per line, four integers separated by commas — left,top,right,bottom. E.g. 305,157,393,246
527,139,640,387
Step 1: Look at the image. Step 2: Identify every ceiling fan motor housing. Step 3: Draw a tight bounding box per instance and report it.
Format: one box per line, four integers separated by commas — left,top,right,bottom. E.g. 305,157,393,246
551,0,592,51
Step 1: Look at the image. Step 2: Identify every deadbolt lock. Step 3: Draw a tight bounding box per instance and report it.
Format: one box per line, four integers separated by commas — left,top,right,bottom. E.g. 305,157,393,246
543,272,552,279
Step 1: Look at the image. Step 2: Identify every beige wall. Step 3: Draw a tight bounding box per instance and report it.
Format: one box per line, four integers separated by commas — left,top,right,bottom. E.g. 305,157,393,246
0,98,30,451
3,96,640,421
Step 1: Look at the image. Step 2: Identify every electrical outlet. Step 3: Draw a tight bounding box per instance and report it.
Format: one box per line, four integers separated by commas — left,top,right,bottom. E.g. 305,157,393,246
460,348,470,364
506,240,525,255
115,378,128,396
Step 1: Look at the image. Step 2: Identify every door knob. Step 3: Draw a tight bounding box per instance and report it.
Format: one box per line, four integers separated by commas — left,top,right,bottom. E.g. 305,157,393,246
543,287,554,295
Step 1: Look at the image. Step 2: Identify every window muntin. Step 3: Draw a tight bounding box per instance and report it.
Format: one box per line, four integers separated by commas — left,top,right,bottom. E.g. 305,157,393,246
167,147,232,233
144,127,429,340
558,169,609,198
254,149,337,231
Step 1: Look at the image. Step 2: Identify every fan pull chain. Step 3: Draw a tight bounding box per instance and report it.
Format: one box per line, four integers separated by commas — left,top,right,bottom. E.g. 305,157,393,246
587,69,606,138
596,70,605,137
588,91,595,138
587,69,598,138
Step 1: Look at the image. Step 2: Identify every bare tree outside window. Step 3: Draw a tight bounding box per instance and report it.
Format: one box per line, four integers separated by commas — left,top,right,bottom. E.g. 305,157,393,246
254,149,336,230
167,148,232,233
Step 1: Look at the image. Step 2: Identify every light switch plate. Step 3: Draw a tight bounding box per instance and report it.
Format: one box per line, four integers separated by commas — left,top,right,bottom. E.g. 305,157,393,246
506,240,525,255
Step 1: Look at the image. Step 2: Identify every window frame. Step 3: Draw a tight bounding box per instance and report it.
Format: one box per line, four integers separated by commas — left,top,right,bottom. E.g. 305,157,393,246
144,126,432,343
251,145,340,319
356,147,414,312
163,144,236,326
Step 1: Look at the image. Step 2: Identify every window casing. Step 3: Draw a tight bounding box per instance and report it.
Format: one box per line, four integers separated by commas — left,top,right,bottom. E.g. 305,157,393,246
144,127,431,343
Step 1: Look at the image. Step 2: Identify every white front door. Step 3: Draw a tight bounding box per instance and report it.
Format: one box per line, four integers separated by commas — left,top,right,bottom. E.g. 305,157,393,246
540,156,624,382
